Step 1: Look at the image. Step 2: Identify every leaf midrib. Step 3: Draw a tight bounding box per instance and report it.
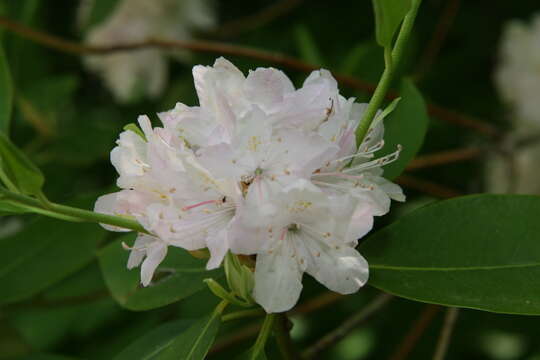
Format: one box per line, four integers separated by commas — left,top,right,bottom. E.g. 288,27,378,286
370,262,540,271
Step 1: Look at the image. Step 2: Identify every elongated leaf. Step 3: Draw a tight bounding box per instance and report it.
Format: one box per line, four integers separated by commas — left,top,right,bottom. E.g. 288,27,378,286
0,132,44,195
79,0,121,30
114,319,195,360
237,348,267,360
361,194,540,315
0,45,12,134
380,79,429,180
15,355,79,360
0,216,106,304
157,311,223,360
98,234,223,311
372,0,412,47
294,25,325,66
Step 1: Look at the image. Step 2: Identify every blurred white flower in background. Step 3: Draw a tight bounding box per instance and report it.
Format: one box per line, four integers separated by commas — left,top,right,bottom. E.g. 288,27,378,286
81,0,215,103
495,14,540,127
95,58,404,312
489,14,540,194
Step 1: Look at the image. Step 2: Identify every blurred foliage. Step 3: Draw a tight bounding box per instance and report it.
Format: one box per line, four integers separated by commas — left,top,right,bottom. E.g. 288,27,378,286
0,1,540,360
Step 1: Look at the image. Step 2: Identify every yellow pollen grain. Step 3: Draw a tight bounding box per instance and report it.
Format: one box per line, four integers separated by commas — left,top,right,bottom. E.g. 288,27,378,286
248,136,262,152
289,200,312,213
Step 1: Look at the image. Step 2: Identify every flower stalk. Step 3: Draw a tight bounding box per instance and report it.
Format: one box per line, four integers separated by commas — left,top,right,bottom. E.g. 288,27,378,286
355,0,423,144
0,188,147,233
251,313,277,359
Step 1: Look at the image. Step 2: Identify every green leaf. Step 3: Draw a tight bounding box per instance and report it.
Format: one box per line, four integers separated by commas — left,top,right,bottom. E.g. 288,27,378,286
98,234,223,311
236,348,267,360
0,132,44,195
0,44,13,134
80,0,121,31
157,305,225,360
379,79,429,180
361,194,540,315
338,42,377,76
15,354,80,360
372,0,412,48
0,216,106,304
114,319,195,360
294,25,325,66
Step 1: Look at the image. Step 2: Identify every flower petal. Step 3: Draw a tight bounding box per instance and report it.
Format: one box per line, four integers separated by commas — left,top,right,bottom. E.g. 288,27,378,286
306,243,369,295
140,240,168,286
253,241,303,313
243,67,295,113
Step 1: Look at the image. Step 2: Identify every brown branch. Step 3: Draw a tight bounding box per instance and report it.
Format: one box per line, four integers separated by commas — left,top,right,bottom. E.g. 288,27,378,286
395,174,462,199
406,147,483,171
415,0,461,79
427,104,500,138
302,293,393,359
290,292,343,315
209,321,262,355
0,15,501,139
388,305,441,360
207,0,304,39
209,291,346,355
433,308,460,360
275,313,299,360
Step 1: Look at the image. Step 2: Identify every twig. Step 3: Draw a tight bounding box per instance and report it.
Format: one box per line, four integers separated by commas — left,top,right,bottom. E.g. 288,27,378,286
395,175,462,198
415,0,461,79
207,0,304,38
222,308,266,322
0,15,501,139
406,147,482,171
388,305,441,360
209,291,347,354
302,293,393,359
209,322,261,354
427,105,500,138
433,308,459,360
290,292,343,315
275,313,299,360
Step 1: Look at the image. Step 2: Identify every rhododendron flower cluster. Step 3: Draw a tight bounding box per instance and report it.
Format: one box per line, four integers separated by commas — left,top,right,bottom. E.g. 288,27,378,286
95,58,404,313
82,0,215,102
495,13,540,126
488,14,540,194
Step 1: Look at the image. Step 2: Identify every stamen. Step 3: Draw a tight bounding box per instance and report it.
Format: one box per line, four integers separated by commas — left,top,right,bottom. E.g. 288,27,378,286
328,140,385,165
122,241,146,251
344,144,402,173
182,199,221,211
312,172,365,181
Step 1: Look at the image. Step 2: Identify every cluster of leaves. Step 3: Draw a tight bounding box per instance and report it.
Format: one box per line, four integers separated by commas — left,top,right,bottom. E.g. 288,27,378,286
1,1,540,360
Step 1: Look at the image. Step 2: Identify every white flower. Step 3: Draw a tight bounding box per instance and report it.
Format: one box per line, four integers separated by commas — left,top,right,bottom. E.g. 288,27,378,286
95,116,240,283
83,0,215,102
124,234,168,286
249,179,370,313
96,58,404,312
486,135,540,194
495,14,540,127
